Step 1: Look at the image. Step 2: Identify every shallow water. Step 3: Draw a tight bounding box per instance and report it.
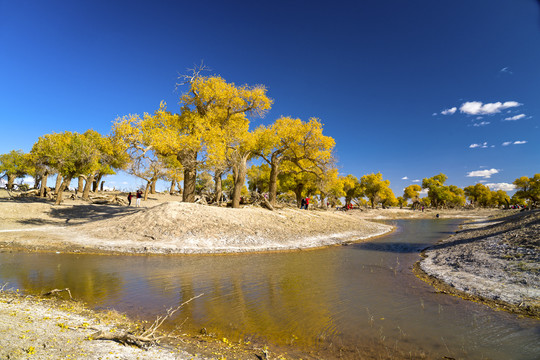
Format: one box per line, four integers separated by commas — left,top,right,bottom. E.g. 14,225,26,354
1,219,538,359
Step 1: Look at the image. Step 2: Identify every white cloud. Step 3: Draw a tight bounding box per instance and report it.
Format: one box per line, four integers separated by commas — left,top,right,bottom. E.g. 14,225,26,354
460,101,521,115
412,179,420,183
473,121,490,127
469,142,488,148
502,141,512,146
401,176,408,180
466,168,499,179
513,140,527,145
504,114,526,121
485,183,516,191
499,67,513,74
441,107,457,115
419,188,429,195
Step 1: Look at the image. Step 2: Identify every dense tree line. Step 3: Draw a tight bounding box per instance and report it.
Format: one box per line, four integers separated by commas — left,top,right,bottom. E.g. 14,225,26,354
0,70,537,209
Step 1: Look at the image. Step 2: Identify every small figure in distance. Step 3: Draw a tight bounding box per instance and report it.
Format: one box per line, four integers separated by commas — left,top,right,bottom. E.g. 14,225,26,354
300,197,306,210
436,213,439,218
127,192,132,206
136,190,142,207
305,197,310,210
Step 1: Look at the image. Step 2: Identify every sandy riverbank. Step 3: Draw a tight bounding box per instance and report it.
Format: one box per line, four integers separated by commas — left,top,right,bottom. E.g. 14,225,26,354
0,190,502,255
0,190,397,254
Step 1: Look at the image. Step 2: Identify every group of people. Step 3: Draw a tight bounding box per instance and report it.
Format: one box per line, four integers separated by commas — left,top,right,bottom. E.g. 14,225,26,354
127,190,142,207
300,197,310,210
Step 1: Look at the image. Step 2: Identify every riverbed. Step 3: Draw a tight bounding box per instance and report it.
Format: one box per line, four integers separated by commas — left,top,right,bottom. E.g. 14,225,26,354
1,219,538,359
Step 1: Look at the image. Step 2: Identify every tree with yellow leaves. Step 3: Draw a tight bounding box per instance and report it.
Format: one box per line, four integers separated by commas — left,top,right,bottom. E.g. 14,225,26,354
0,150,31,190
403,184,422,209
118,72,272,205
341,174,363,207
360,172,395,209
253,116,335,206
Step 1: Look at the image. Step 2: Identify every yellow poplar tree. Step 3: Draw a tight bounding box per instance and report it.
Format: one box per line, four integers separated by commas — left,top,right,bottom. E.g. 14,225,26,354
132,74,272,204
253,117,335,205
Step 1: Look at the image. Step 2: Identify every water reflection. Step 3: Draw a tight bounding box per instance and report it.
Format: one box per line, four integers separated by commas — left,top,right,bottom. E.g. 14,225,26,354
0,219,538,359
0,254,123,304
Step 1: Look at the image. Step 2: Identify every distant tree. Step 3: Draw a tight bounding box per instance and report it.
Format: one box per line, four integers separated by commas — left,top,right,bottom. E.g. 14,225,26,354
80,130,129,199
0,150,30,190
464,183,492,207
513,174,540,206
32,132,102,204
360,172,395,209
447,185,466,208
247,164,270,194
422,173,457,208
253,116,335,205
161,155,183,195
316,168,340,209
341,174,363,206
195,171,214,196
489,189,510,208
403,184,422,209
397,196,407,209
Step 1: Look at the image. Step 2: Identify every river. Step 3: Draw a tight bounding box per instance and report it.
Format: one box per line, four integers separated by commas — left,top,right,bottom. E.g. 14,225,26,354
0,219,538,359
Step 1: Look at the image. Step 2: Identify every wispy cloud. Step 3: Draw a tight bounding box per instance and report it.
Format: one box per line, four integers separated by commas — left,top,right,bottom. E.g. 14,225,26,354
473,121,490,127
502,141,512,146
513,140,527,145
469,142,488,148
486,183,515,191
460,101,521,115
504,114,526,121
441,107,457,115
499,67,513,75
401,176,408,180
412,179,420,183
466,168,499,179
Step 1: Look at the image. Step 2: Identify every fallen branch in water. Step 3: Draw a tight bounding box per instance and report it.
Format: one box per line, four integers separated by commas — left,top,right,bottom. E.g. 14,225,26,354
92,293,204,349
42,288,74,300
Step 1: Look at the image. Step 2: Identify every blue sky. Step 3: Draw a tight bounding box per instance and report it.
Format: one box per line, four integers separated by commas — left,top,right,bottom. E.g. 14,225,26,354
1,0,539,194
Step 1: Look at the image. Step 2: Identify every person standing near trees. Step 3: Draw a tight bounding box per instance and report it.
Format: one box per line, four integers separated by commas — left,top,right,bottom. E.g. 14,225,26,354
305,197,310,210
127,192,132,206
135,190,142,207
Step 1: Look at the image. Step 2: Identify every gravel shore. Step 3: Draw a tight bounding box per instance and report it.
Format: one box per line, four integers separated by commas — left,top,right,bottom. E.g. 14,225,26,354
416,209,540,317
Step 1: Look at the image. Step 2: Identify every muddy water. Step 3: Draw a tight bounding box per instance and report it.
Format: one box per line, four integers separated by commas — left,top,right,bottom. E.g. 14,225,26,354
0,219,538,359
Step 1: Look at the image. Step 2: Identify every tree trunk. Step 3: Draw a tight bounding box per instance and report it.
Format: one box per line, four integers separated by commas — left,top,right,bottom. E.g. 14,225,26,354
40,173,49,197
320,193,328,209
93,174,103,192
231,155,249,208
100,181,105,191
294,183,304,208
183,166,196,202
169,179,176,195
268,158,279,206
150,180,156,194
7,174,16,190
78,176,85,193
34,174,42,189
55,177,72,205
54,175,63,194
179,150,197,202
82,174,94,200
213,171,223,204
144,181,150,201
